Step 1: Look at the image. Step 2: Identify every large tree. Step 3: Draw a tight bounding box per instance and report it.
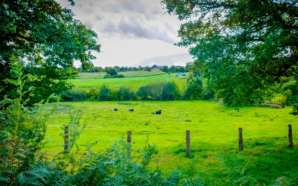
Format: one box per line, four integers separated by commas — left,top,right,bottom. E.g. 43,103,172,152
162,0,298,105
0,0,100,103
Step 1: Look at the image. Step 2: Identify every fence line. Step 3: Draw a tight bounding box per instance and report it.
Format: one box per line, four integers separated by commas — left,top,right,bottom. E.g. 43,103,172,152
63,126,295,155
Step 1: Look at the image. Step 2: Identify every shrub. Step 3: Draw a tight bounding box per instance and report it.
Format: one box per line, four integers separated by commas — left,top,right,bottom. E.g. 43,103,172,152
136,82,164,100
98,85,112,101
161,81,181,100
184,78,203,99
89,87,99,100
106,68,118,76
147,82,164,100
61,89,91,101
117,74,125,78
116,87,136,101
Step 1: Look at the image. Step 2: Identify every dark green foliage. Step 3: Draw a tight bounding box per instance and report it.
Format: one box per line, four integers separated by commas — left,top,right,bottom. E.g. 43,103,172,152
202,83,215,100
103,73,125,79
0,0,100,104
282,80,298,106
106,68,118,76
137,86,150,100
136,82,165,100
184,78,203,99
144,66,152,72
116,87,136,101
61,89,91,101
161,81,181,100
161,66,169,73
162,0,298,106
98,85,112,101
117,74,125,78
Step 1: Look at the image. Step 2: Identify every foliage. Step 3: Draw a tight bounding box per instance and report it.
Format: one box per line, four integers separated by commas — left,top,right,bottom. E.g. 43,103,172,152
98,85,113,101
89,87,100,100
0,63,58,184
106,68,118,76
136,82,165,100
162,0,298,105
161,80,181,100
184,78,203,99
161,66,169,73
116,87,136,101
61,89,91,101
0,0,100,104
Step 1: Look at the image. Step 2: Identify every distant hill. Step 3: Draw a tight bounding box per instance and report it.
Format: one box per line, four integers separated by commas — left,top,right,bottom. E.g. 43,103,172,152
134,53,193,67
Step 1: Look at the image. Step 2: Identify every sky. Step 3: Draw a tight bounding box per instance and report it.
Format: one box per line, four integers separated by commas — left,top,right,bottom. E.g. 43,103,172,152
56,0,193,67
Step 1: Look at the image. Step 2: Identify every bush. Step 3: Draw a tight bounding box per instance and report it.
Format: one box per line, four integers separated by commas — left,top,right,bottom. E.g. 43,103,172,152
116,87,136,101
98,85,112,101
137,86,149,100
103,74,112,79
117,74,125,78
107,68,118,76
184,78,203,99
136,82,164,100
161,81,181,100
103,74,125,78
61,89,91,101
89,87,99,100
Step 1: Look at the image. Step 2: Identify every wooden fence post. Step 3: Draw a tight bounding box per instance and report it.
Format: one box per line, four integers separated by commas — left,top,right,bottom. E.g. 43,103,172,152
288,125,293,147
64,126,69,152
239,128,243,151
127,131,131,156
186,130,190,156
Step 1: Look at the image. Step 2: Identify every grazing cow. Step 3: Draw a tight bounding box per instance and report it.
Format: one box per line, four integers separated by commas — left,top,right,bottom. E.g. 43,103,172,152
113,108,118,111
129,109,134,112
152,110,162,114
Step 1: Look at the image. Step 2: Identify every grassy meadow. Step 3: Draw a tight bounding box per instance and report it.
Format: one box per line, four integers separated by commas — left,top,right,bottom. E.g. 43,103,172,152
45,99,298,184
70,70,189,91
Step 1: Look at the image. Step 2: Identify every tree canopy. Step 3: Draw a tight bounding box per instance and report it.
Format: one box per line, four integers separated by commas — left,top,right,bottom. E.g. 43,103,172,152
162,0,298,105
0,0,100,103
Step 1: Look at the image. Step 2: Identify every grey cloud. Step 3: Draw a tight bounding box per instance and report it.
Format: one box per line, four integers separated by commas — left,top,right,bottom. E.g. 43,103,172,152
102,0,146,13
102,17,174,43
95,14,104,21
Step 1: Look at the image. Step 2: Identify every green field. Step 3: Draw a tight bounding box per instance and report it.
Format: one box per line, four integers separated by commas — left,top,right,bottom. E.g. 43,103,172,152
45,100,298,184
70,71,189,91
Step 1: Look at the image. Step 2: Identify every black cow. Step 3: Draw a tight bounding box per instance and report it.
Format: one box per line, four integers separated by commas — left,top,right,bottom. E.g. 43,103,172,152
152,110,162,114
113,108,118,111
129,109,134,112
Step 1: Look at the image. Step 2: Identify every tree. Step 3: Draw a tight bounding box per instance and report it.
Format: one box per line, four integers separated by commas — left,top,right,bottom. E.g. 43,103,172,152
162,0,298,105
107,68,118,76
184,78,203,99
0,0,100,104
161,81,181,100
98,85,112,101
161,66,169,73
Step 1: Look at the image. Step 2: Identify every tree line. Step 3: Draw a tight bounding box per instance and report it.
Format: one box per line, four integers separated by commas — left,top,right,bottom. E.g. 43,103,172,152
78,63,193,73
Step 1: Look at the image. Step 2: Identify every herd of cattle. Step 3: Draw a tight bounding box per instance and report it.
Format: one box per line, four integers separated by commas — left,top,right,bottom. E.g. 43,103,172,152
113,108,162,114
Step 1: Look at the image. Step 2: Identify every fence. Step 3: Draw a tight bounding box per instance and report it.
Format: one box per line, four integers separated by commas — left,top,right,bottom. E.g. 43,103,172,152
64,125,295,155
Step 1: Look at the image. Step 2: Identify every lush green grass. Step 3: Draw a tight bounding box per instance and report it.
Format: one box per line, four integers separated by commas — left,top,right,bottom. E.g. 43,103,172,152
44,100,298,184
70,71,189,91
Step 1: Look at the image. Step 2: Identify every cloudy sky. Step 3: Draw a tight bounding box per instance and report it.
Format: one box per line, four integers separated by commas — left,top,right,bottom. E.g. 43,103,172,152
56,0,193,67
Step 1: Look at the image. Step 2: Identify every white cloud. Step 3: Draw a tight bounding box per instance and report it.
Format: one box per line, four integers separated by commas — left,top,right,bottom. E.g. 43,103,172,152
56,0,191,67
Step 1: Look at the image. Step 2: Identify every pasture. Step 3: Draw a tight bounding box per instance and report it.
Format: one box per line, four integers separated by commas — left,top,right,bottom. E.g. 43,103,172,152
44,100,298,184
69,71,189,91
